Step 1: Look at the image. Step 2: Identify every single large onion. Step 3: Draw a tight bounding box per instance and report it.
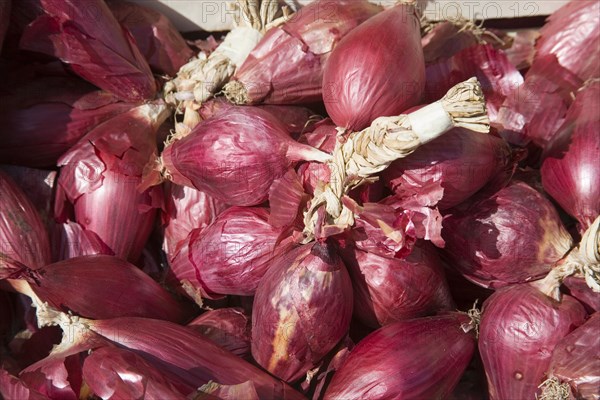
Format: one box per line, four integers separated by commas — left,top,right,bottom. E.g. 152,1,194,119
324,312,477,399
478,284,586,400
56,103,168,262
341,242,454,328
170,206,291,298
544,312,600,399
0,170,51,274
224,0,382,105
442,181,573,288
155,106,330,206
252,242,353,382
382,127,512,210
322,3,424,131
541,81,600,233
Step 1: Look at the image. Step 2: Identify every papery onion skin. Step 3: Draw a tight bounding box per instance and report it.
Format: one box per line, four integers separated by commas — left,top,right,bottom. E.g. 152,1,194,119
0,76,133,168
50,221,113,262
170,206,289,297
322,3,424,131
563,277,600,313
252,242,353,382
26,255,187,322
107,0,193,76
0,171,51,273
382,127,512,210
82,346,186,400
324,313,477,400
161,107,326,206
541,81,600,233
547,312,600,399
478,284,586,400
56,103,167,263
442,181,573,288
341,242,454,328
19,0,157,102
0,369,48,400
162,182,229,259
187,308,251,358
229,0,382,105
87,317,305,399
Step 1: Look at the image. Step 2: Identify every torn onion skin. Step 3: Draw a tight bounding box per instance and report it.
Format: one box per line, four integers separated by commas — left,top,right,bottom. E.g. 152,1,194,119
478,284,586,400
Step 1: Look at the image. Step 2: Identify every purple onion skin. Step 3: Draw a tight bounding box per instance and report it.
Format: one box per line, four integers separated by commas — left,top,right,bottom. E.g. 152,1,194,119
170,206,288,297
541,81,600,233
0,170,51,272
162,182,229,259
0,76,132,168
252,242,353,382
187,308,251,358
323,3,424,131
548,312,600,399
82,346,186,399
382,127,512,210
479,284,587,400
442,181,573,289
342,243,454,328
324,313,477,400
107,0,193,76
162,107,306,206
19,0,157,102
563,277,600,313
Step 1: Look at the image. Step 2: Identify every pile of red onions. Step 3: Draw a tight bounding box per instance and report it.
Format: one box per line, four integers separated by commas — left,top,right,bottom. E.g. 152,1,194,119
2,0,599,398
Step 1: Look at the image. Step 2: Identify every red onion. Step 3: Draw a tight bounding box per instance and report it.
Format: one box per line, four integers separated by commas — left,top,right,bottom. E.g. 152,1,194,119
498,0,599,147
563,277,600,313
9,254,187,322
0,171,51,274
187,308,251,358
424,44,524,127
543,312,600,399
341,242,454,328
324,312,477,399
82,346,186,399
442,181,573,288
252,242,353,382
19,0,157,102
382,127,512,210
541,81,600,233
478,284,586,400
170,206,291,298
50,221,113,262
0,369,47,400
503,29,539,71
194,381,259,399
154,106,330,206
38,313,306,400
56,103,168,262
162,182,229,259
107,0,193,76
0,166,56,226
0,75,133,167
322,3,424,131
224,0,382,105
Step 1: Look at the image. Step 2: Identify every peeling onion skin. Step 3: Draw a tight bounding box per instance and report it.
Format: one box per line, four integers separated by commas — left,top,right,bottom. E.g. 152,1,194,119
548,312,600,399
323,313,477,400
541,81,600,233
341,242,455,328
442,181,573,289
382,127,512,210
478,284,587,400
252,242,353,382
322,3,425,131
